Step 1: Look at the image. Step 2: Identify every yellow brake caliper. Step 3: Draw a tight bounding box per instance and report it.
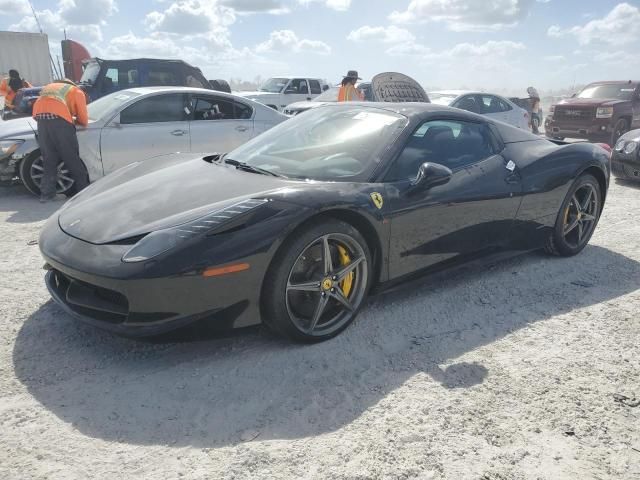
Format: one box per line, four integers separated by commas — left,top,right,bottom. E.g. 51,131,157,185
337,245,354,297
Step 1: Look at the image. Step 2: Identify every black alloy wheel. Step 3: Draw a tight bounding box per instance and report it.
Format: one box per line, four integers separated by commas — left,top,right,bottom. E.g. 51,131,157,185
546,174,602,257
263,220,371,342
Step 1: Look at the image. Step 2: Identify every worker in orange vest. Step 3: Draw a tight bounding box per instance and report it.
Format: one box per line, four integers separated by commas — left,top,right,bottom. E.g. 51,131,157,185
0,69,32,111
337,70,364,102
32,79,89,202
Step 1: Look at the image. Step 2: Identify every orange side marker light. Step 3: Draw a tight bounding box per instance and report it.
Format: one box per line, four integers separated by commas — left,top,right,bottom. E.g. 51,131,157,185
202,263,250,277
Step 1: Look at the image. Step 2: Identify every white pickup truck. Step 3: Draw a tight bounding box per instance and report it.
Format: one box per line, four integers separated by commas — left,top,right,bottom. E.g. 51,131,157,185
236,77,329,112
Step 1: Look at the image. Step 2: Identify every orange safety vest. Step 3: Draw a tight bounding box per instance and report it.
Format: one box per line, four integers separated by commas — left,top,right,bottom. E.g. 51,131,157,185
338,84,363,102
32,82,89,126
0,78,32,109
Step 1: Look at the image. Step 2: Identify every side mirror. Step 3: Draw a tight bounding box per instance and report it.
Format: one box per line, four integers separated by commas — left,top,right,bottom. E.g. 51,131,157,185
410,162,452,192
323,85,330,91
571,93,577,98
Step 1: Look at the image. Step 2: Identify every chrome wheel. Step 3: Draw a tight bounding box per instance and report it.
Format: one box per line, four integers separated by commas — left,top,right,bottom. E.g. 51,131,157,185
285,233,368,336
30,156,75,194
562,183,599,248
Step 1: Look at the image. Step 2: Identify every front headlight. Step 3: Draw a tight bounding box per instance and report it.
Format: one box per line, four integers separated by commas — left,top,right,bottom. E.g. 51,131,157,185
623,141,638,155
548,105,555,115
122,198,268,263
596,107,614,119
614,139,627,152
0,140,24,160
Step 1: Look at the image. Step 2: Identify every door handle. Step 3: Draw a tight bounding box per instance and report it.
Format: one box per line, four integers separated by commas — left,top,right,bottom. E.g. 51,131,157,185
171,130,186,136
235,126,248,132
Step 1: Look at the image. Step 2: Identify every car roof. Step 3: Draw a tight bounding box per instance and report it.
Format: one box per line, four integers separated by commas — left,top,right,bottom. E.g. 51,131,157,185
587,80,640,85
318,101,476,118
429,90,472,96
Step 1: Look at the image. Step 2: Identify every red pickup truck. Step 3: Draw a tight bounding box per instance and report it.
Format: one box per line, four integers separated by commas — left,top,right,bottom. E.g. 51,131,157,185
545,81,640,146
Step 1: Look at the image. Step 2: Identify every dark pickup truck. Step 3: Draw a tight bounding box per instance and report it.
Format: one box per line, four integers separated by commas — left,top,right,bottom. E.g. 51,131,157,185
545,81,640,145
2,58,228,120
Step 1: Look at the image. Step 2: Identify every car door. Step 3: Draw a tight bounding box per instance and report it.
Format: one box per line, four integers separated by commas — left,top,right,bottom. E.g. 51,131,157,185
99,92,190,174
385,118,522,279
188,94,255,154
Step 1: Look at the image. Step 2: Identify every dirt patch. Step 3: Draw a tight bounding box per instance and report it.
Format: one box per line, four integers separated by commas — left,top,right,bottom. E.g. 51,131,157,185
0,180,638,479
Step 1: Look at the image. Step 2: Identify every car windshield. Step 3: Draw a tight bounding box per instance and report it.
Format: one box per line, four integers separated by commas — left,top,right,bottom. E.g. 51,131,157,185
314,87,339,102
225,106,408,182
88,90,140,121
577,84,636,100
80,62,101,85
259,78,289,93
429,93,458,106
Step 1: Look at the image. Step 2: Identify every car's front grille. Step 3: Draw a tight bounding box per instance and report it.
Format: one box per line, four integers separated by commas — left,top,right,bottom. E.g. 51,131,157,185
49,270,129,324
554,107,595,122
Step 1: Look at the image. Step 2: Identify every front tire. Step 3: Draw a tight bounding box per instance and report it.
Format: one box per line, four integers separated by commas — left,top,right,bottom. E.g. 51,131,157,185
611,118,628,146
18,151,76,197
262,219,372,342
545,174,602,257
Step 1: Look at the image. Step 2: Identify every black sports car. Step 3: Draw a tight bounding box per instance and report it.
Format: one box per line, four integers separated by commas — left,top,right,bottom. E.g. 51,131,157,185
40,103,610,342
612,129,640,180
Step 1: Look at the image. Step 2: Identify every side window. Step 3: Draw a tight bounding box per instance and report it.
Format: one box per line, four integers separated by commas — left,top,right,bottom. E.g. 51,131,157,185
185,74,205,88
453,95,481,114
481,95,509,114
385,120,496,181
191,96,252,120
309,80,322,94
498,98,512,111
234,101,253,119
120,94,186,124
147,68,179,86
103,67,139,92
286,78,308,94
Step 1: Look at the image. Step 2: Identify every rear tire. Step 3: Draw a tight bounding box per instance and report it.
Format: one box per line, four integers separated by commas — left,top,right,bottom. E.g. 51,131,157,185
545,174,602,257
262,219,372,342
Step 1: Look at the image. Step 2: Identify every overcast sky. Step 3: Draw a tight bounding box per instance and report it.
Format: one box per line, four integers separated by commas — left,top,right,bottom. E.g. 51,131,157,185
1,0,638,94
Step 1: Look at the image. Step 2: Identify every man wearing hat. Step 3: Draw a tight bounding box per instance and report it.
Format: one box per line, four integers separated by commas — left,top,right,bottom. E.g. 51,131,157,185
32,79,89,202
338,70,364,102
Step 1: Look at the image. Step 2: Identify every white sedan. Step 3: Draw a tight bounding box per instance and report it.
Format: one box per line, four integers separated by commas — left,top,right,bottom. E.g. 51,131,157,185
429,90,530,130
0,87,287,196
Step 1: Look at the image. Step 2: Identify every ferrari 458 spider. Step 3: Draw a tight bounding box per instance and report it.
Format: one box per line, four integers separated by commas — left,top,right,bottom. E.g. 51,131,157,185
40,103,610,342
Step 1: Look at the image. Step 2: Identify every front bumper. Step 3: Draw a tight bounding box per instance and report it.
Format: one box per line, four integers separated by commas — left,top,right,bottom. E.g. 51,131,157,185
611,153,640,180
0,155,19,182
39,218,265,337
545,117,612,142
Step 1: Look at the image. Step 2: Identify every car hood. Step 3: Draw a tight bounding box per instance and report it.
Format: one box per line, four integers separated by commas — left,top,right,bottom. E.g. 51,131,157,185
556,98,627,107
618,128,640,143
0,116,36,139
58,154,289,244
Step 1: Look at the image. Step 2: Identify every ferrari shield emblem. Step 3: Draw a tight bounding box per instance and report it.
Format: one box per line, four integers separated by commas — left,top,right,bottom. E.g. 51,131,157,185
370,192,384,209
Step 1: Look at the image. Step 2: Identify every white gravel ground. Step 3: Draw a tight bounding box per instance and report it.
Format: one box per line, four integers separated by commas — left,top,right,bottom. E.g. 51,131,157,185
0,179,639,480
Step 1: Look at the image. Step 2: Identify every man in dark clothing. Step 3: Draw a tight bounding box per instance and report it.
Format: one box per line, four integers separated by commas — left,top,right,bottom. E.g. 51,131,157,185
31,79,89,202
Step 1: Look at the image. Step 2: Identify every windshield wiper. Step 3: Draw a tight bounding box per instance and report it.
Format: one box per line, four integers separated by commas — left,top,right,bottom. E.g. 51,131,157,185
224,158,284,178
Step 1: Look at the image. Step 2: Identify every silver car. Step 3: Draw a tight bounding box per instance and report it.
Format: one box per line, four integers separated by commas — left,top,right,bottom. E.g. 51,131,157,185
429,90,530,130
0,86,287,196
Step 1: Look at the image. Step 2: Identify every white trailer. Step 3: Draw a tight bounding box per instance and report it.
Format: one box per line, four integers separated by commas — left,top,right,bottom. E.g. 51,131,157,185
0,31,52,87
